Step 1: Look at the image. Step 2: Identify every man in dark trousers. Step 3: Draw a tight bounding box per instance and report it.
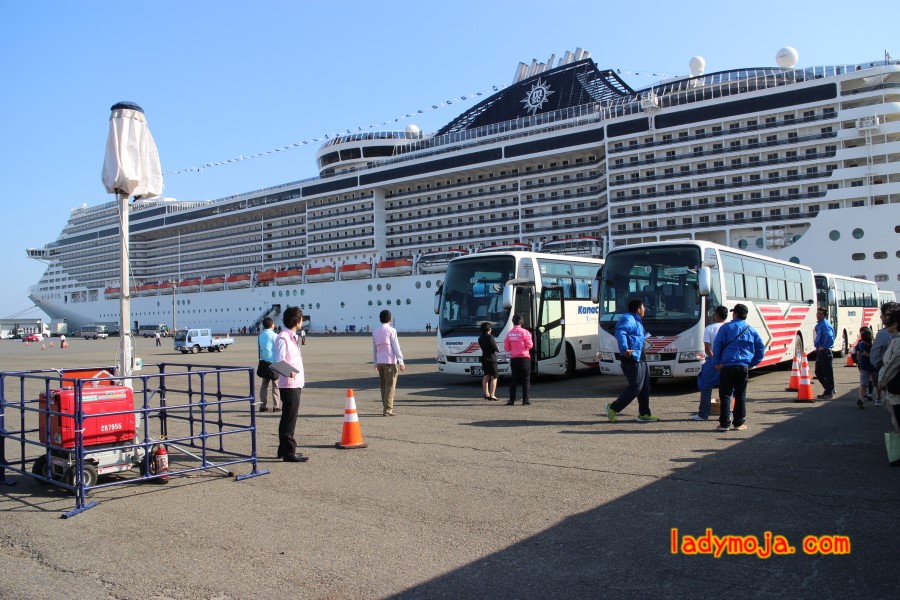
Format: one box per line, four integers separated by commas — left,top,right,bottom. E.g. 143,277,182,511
814,307,837,398
713,303,765,432
606,298,658,422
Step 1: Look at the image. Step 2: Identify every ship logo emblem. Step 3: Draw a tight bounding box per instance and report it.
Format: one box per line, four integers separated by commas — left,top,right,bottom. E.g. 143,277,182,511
521,78,554,116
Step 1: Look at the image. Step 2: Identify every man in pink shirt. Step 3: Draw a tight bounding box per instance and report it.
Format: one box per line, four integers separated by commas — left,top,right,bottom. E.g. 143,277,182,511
503,313,534,405
373,309,405,416
274,306,307,462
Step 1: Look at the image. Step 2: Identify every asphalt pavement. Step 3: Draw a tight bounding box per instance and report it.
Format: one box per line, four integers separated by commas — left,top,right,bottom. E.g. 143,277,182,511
0,334,898,599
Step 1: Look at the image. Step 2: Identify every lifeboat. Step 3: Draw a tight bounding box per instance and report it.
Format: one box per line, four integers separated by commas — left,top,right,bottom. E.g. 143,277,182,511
376,258,413,277
158,281,175,295
275,267,303,285
104,287,121,299
339,262,373,280
540,236,603,257
478,242,531,253
305,266,336,282
201,276,225,291
226,273,251,289
417,249,467,273
255,269,277,285
177,279,201,293
135,283,158,296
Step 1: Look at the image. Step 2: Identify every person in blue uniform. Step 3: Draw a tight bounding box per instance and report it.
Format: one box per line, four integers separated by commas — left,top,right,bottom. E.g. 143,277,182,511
713,303,765,432
814,307,837,398
606,298,657,422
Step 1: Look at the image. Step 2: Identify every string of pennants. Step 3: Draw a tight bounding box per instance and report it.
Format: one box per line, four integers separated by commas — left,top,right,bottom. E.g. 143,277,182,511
164,67,678,176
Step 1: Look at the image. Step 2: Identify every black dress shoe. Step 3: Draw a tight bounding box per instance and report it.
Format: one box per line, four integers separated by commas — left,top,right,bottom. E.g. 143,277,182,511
283,454,308,463
522,399,531,405
259,407,269,412
506,400,515,405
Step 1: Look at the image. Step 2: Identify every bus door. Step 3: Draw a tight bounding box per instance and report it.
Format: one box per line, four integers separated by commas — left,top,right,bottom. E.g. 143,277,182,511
536,285,565,372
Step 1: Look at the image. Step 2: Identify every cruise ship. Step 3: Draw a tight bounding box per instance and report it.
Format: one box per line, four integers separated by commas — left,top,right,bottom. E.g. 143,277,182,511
27,48,900,333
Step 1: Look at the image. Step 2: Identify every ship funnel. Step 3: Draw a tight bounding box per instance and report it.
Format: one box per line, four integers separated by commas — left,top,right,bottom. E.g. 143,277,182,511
562,51,574,65
546,54,556,72
513,62,528,83
574,47,585,61
582,50,591,60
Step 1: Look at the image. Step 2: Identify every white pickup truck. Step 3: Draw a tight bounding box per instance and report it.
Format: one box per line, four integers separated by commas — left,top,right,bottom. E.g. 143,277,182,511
173,328,235,353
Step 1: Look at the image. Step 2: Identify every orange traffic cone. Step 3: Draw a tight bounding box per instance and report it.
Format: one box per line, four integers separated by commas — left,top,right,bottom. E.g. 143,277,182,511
335,389,367,449
846,345,856,367
795,355,815,402
24,340,29,347
49,340,53,348
785,354,801,391
41,342,46,350
61,340,68,349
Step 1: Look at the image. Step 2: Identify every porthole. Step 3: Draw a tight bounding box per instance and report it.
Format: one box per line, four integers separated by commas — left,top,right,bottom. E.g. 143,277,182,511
851,253,866,261
316,303,320,309
272,291,276,298
377,300,382,306
755,238,764,248
396,299,401,306
415,281,421,289
738,239,748,249
852,228,864,239
386,283,392,291
377,284,383,291
300,289,305,296
368,300,373,306
387,300,392,305
425,280,432,289
368,285,373,291
293,290,297,296
341,302,346,308
789,257,800,264
829,230,840,241
406,299,411,305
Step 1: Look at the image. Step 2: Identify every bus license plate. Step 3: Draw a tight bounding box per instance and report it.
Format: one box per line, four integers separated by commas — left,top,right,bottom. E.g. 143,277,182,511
649,365,672,378
470,366,483,377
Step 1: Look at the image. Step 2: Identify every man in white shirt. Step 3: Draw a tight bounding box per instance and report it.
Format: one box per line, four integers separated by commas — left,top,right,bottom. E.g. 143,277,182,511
372,310,405,416
692,305,728,421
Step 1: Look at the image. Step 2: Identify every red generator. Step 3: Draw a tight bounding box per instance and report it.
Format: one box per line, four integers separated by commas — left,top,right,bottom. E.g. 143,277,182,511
39,386,136,449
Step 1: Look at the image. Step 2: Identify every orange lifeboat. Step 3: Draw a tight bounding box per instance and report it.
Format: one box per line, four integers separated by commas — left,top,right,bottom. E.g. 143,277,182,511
104,287,121,299
376,258,413,277
226,273,251,289
201,276,225,291
255,269,277,285
275,267,303,285
339,262,373,280
135,283,158,296
158,281,175,295
305,266,336,282
177,279,201,293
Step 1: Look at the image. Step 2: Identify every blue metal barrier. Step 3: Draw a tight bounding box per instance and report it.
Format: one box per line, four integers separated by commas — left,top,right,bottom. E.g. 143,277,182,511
0,363,268,518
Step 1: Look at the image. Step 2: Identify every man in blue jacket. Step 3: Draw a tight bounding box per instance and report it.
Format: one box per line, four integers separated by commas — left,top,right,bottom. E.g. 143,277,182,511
606,298,658,422
713,304,765,432
814,307,837,398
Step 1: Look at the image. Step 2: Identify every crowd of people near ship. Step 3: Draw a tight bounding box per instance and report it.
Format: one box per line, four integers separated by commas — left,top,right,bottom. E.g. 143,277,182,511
253,296,900,465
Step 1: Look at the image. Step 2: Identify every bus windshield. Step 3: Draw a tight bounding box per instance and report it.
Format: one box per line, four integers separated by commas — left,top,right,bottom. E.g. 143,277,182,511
600,246,703,327
439,256,516,336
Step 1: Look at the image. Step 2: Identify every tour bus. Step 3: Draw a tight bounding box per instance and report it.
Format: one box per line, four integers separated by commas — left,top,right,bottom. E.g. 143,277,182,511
591,241,817,379
138,323,170,338
815,273,879,355
879,289,897,307
79,324,109,340
434,251,604,378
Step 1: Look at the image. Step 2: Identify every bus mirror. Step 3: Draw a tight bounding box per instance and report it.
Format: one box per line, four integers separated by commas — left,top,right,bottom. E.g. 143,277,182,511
827,288,836,307
590,279,600,304
433,290,441,315
502,284,514,310
698,266,711,296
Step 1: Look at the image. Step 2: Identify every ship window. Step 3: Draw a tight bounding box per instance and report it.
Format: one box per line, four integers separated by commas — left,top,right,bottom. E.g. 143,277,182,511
874,252,888,259
851,253,866,261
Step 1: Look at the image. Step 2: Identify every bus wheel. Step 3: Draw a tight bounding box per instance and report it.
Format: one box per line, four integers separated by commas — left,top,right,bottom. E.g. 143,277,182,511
563,345,576,379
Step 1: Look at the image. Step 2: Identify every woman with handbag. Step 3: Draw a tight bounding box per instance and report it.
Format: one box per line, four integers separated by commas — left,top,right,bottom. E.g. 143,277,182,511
877,306,900,433
257,317,281,412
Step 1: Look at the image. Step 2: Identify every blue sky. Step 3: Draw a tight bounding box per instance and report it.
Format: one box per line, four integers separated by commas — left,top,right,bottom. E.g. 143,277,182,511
0,0,895,319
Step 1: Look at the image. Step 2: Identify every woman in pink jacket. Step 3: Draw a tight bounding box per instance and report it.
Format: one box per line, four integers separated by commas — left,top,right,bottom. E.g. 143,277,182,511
503,314,533,405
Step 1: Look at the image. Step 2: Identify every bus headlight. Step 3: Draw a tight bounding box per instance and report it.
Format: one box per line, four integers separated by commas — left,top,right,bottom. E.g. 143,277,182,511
436,353,446,364
679,351,703,362
600,352,615,362
497,352,511,363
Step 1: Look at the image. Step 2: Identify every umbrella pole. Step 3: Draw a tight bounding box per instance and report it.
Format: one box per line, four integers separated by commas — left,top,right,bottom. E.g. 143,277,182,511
118,191,133,387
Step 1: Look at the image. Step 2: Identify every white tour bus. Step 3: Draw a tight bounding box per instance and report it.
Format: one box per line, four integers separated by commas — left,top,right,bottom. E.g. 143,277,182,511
79,324,109,340
435,251,604,378
815,273,879,355
879,289,897,307
591,241,817,379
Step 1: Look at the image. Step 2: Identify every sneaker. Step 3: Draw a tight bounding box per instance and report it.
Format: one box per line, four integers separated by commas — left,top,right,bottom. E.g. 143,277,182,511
637,414,659,422
690,414,708,421
875,399,883,407
856,399,865,410
605,403,618,422
383,410,398,416
732,424,748,431
817,393,834,399
716,424,731,432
